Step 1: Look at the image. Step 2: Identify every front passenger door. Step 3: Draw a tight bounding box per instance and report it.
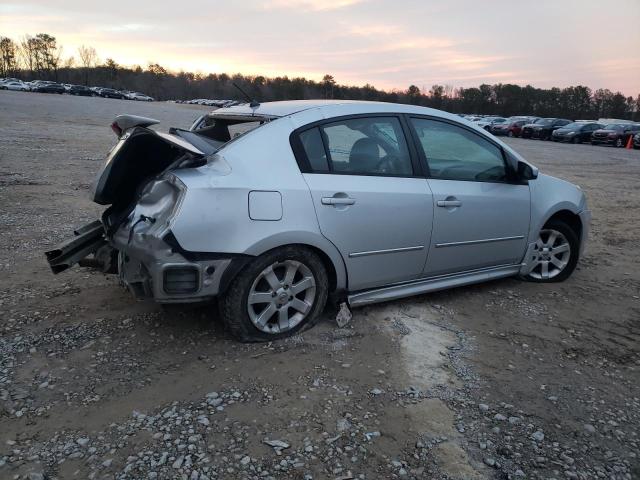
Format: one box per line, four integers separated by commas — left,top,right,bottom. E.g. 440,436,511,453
409,117,531,277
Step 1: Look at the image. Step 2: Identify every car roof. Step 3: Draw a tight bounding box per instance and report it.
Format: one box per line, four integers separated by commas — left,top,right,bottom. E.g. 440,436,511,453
211,100,362,118
208,99,468,124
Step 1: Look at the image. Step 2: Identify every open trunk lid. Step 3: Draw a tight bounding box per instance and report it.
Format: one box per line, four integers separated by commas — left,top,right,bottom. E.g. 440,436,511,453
92,126,216,207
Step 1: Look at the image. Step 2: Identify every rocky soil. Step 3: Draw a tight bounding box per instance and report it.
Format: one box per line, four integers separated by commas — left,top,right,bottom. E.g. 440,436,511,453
0,91,638,479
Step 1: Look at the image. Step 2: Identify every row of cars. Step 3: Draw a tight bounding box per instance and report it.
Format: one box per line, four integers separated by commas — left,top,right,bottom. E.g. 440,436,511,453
173,98,243,107
463,114,640,149
0,78,154,101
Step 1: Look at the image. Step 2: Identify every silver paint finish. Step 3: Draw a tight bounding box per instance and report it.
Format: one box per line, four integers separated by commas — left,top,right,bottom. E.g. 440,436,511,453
248,191,283,221
111,100,589,306
303,173,433,291
424,179,531,276
348,264,522,307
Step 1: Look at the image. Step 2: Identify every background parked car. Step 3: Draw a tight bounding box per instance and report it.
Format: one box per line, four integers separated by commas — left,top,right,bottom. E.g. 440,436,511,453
552,122,603,143
0,80,30,91
475,116,507,131
68,85,94,96
0,77,25,89
591,124,640,147
98,88,126,99
32,81,66,94
126,91,154,101
521,118,572,140
491,119,527,137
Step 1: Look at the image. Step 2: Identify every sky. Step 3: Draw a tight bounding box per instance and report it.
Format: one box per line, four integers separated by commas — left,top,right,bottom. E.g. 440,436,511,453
1,0,639,95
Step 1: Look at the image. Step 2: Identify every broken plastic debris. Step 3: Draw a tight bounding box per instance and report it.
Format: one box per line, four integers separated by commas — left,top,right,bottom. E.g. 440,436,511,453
336,302,352,328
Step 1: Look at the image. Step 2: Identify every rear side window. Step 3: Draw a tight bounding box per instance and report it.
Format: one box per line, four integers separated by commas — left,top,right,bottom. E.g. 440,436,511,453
410,118,507,182
299,117,413,176
299,128,329,171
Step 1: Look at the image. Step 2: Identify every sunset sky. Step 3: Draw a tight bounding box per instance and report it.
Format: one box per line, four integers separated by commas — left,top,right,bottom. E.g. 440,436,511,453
1,0,639,95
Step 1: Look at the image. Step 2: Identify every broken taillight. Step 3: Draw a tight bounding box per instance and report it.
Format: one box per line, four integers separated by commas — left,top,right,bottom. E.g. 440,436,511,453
111,121,123,137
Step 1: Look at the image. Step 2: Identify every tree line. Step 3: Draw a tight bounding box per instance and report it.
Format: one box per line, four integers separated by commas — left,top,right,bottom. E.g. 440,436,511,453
1,33,638,120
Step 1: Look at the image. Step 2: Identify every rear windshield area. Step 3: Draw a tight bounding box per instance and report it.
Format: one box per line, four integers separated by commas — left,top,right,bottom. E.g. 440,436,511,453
193,116,267,145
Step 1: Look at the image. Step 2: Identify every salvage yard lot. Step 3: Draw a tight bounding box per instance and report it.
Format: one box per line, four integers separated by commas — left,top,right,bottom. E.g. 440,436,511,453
0,90,638,480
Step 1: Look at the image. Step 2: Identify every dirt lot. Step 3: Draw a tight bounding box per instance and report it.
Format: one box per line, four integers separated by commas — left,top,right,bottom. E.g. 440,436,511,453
1,90,638,480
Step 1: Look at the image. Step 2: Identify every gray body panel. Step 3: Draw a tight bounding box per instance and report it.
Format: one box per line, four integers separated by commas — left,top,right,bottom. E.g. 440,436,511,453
303,174,433,291
424,179,530,276
104,100,589,306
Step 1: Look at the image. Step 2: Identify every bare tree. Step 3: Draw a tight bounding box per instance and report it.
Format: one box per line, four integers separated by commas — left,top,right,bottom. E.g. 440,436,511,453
19,35,37,75
78,45,98,85
0,37,18,77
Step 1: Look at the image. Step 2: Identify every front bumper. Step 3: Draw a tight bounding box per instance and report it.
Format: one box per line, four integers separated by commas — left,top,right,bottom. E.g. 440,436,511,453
591,136,615,145
552,134,575,142
112,224,234,303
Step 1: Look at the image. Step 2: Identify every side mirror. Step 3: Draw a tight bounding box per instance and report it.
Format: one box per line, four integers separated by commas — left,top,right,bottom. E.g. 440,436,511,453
518,161,538,181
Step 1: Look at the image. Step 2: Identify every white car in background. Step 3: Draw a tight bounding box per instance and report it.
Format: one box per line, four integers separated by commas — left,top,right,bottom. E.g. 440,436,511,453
127,92,154,102
0,80,30,91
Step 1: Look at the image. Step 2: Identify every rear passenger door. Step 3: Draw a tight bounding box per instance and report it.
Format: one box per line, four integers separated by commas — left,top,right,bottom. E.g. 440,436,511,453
291,115,433,291
408,117,531,277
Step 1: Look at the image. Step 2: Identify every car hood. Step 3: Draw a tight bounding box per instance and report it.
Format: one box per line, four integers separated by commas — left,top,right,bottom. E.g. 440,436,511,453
594,129,619,134
554,128,578,134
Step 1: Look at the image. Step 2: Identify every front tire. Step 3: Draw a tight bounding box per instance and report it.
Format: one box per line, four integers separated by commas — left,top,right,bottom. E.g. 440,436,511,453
615,138,623,148
220,246,328,342
522,220,579,283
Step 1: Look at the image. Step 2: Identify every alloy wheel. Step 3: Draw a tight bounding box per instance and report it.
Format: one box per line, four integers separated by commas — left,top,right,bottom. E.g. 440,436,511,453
247,260,316,334
528,229,571,280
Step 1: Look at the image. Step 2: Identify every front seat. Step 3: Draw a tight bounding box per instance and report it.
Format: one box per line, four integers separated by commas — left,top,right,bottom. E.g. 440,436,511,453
348,138,379,173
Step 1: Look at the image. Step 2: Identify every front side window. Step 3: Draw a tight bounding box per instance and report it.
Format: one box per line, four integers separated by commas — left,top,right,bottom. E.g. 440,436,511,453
300,117,413,176
410,118,507,182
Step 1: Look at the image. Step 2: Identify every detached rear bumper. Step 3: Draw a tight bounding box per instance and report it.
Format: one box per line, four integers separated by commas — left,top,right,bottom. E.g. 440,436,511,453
45,220,111,274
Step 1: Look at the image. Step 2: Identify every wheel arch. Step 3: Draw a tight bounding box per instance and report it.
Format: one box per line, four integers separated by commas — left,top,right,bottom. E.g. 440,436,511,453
544,209,583,240
219,231,348,295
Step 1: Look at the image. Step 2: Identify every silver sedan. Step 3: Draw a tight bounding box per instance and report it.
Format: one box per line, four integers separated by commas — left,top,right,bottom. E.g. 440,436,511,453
46,100,590,342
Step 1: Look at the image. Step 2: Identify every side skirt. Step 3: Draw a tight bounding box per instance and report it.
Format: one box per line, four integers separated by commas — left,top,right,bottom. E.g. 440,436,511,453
348,264,521,307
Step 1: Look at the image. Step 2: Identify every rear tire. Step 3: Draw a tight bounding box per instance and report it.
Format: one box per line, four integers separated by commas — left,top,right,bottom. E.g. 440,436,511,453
220,246,328,342
521,219,579,283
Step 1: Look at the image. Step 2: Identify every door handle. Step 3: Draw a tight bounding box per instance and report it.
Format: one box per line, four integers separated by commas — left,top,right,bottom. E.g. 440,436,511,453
437,199,462,208
322,197,356,206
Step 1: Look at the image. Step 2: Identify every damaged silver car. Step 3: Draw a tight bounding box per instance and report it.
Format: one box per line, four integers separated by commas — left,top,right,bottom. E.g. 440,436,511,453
46,100,591,341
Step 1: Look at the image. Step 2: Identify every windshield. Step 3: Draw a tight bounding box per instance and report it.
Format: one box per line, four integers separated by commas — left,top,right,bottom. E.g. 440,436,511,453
562,122,582,129
603,124,624,130
534,119,553,126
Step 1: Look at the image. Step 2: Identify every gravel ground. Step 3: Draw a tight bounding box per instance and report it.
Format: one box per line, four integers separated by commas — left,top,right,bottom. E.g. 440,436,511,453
0,90,638,480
